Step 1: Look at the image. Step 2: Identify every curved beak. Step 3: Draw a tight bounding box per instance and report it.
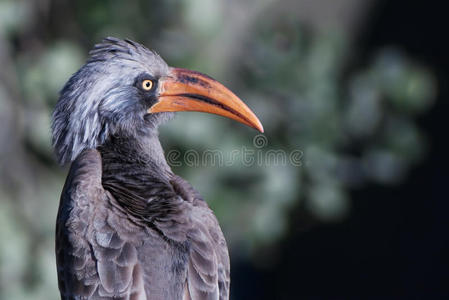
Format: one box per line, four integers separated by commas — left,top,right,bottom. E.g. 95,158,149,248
149,68,264,133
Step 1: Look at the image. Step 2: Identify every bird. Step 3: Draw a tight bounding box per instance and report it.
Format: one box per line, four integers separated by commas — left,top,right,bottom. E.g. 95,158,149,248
51,37,263,300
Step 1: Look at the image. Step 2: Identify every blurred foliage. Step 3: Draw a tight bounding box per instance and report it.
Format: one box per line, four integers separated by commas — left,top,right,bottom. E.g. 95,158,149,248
0,0,436,299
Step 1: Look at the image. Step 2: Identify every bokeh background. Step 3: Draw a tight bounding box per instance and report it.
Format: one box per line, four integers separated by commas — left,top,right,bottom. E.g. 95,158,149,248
0,0,447,298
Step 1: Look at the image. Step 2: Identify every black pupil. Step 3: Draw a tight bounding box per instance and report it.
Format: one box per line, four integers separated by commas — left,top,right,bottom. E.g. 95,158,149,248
145,81,151,88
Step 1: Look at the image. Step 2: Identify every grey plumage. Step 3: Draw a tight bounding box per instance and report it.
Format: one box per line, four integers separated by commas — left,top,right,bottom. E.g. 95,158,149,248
52,37,171,164
53,38,230,300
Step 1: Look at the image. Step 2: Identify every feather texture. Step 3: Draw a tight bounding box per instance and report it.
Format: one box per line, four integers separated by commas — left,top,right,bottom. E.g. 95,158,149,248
56,147,230,300
53,37,230,300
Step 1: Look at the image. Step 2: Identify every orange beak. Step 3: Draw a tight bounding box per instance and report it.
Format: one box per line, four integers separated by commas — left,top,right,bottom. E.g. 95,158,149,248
149,68,263,133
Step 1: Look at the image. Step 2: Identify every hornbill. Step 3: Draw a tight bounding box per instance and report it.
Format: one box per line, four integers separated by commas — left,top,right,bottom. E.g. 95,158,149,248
51,37,263,300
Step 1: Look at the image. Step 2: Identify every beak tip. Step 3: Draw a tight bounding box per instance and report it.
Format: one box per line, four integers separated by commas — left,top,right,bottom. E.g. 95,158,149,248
254,120,264,133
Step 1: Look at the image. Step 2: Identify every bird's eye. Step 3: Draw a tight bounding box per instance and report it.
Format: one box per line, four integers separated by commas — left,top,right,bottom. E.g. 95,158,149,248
141,79,154,91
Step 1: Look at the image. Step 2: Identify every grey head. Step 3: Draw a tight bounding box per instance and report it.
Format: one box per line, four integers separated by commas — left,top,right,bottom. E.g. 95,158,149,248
52,37,263,165
51,37,171,164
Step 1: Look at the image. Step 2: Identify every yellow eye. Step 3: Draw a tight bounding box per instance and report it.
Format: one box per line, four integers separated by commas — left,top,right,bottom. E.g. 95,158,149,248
142,79,154,91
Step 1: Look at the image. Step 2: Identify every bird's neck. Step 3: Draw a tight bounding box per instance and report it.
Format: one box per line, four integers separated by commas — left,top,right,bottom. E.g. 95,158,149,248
101,131,171,171
98,132,177,211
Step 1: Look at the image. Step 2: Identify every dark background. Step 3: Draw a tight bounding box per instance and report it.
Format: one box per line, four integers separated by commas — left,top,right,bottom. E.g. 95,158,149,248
232,1,448,298
0,0,447,299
